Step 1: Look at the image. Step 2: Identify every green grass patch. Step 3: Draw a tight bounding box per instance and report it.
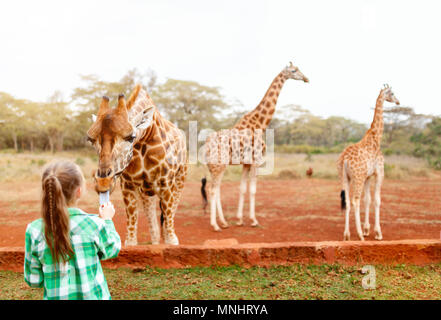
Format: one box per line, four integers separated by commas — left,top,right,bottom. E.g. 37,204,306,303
1,264,440,300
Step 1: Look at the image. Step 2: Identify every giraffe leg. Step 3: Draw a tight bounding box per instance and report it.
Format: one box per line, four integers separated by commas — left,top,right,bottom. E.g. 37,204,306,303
209,184,220,231
374,165,384,240
159,196,180,245
141,195,160,245
236,165,250,226
249,165,259,227
216,186,228,228
122,189,139,246
363,178,371,236
352,180,365,241
208,166,225,232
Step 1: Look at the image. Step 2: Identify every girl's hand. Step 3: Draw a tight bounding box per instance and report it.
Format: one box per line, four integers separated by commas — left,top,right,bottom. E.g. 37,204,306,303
99,202,115,220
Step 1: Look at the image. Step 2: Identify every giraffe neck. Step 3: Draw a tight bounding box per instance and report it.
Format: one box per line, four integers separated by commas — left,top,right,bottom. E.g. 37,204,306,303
367,91,385,147
141,109,168,146
234,71,286,130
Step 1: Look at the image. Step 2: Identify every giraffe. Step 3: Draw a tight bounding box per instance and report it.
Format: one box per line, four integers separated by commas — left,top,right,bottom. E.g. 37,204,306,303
87,84,188,245
201,62,309,231
337,84,400,241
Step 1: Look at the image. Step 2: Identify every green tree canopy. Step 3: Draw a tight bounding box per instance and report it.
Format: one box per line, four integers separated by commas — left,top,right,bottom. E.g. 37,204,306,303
152,79,229,133
411,116,441,169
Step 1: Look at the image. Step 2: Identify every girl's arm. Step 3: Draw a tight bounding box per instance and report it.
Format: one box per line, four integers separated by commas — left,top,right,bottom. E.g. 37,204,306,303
96,219,121,260
24,225,44,288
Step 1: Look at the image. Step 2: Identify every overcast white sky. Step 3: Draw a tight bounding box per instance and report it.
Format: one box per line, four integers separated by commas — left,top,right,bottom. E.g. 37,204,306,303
0,0,440,124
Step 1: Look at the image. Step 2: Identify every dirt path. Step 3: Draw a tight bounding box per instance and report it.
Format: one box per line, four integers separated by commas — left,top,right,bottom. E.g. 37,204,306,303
0,178,440,247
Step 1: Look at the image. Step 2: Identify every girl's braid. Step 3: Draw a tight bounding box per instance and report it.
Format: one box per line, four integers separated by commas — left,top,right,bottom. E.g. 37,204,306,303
47,174,55,234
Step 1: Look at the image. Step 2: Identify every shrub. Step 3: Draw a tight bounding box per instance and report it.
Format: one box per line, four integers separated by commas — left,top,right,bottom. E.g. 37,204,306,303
277,169,301,180
75,157,86,166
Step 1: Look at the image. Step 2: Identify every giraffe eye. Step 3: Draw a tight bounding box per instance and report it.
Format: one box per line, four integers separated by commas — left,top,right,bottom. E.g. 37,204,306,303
124,133,136,142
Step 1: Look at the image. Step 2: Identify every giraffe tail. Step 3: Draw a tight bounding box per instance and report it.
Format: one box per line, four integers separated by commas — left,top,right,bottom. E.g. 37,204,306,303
159,201,164,227
340,190,346,211
338,158,347,212
201,177,208,214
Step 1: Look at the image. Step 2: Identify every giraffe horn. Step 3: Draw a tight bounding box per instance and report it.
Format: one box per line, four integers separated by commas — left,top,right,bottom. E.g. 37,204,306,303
97,96,110,116
117,94,127,112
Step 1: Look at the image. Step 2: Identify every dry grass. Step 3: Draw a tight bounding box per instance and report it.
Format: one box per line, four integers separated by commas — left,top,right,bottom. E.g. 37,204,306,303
188,153,436,182
0,150,97,183
0,151,436,185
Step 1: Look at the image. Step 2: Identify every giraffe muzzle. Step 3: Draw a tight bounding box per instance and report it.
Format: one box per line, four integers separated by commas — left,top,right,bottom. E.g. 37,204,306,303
97,167,113,178
93,169,116,193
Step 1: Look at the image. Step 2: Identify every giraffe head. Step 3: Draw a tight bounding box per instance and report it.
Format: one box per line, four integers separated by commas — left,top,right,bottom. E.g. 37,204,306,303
282,61,309,83
87,87,141,193
382,84,400,105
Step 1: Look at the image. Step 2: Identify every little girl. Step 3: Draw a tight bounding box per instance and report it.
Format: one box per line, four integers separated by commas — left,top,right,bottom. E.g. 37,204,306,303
24,160,121,300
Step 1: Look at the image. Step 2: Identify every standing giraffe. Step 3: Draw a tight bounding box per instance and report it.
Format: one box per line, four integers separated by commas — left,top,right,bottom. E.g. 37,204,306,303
201,62,309,231
87,85,187,245
338,84,400,241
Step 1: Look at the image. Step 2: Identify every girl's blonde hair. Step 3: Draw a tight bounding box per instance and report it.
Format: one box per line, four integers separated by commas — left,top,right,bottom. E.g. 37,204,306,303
41,161,84,264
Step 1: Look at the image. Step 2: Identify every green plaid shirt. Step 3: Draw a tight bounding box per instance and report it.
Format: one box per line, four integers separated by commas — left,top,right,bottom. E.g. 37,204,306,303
24,208,121,300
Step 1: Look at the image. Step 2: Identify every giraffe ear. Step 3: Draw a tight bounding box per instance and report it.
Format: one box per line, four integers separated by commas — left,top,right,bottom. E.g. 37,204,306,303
91,114,97,122
136,108,155,130
127,84,142,111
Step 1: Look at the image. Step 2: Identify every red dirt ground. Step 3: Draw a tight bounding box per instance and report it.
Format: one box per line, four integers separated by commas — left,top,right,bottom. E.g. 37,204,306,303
0,178,440,247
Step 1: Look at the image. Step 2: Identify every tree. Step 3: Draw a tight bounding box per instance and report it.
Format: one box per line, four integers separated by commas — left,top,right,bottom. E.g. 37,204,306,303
152,79,229,134
382,106,433,154
71,68,157,147
0,92,30,151
19,101,42,152
38,92,72,153
271,104,311,145
383,106,416,145
271,105,367,147
71,68,157,114
411,117,441,169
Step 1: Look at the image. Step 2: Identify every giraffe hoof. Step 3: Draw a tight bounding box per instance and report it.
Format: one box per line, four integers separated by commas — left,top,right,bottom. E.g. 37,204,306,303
375,232,383,240
164,236,179,245
363,226,370,236
125,239,138,246
220,222,229,229
251,221,259,227
212,225,221,232
343,233,350,241
236,219,243,226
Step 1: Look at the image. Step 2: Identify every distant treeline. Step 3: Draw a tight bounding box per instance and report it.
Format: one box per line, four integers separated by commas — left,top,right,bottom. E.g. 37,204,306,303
0,69,440,168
